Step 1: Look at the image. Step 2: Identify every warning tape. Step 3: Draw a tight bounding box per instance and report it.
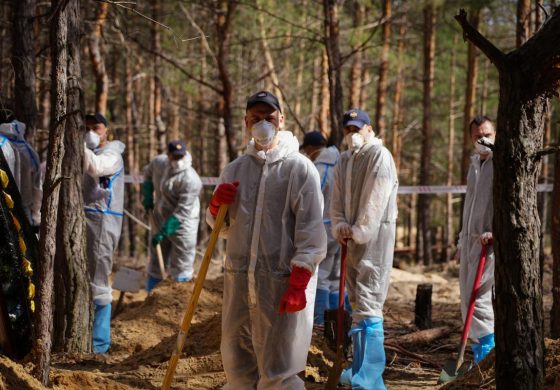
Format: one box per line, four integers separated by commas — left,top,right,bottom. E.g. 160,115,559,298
124,175,553,194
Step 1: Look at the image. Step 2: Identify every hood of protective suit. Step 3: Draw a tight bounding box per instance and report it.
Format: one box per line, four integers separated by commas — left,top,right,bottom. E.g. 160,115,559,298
98,140,125,155
315,145,339,165
246,130,299,164
0,120,26,140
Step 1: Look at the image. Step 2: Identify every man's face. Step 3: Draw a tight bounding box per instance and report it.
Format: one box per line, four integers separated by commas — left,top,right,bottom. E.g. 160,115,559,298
86,119,108,145
244,103,283,130
343,124,371,138
470,121,495,145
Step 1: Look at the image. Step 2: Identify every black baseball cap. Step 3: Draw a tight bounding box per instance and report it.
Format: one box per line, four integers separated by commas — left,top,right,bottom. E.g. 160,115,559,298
246,91,282,113
85,113,108,127
342,109,371,129
168,140,187,157
301,131,326,148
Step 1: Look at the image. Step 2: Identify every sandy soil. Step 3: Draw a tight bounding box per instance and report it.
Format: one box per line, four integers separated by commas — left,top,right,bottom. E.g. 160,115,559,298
0,255,557,389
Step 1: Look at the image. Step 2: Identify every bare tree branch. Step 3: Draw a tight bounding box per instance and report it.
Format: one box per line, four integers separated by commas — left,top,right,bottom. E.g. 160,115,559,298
454,9,507,71
179,4,218,67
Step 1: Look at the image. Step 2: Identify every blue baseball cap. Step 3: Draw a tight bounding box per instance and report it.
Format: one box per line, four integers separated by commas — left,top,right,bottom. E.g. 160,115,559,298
168,140,187,157
342,109,371,129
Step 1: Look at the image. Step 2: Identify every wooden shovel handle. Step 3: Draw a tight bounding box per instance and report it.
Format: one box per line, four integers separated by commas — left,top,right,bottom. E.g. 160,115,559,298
161,204,228,390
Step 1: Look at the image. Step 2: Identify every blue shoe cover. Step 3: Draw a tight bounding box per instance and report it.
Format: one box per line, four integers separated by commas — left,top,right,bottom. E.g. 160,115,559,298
93,303,111,353
344,293,352,313
314,289,330,325
175,275,192,283
472,333,495,364
145,275,162,292
349,317,386,390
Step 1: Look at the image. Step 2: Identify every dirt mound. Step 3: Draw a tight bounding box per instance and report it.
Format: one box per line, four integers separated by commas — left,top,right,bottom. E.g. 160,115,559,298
0,355,43,390
442,338,560,390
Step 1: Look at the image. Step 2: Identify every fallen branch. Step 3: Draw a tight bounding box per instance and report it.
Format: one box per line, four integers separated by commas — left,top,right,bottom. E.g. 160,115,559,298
386,326,451,347
384,342,442,369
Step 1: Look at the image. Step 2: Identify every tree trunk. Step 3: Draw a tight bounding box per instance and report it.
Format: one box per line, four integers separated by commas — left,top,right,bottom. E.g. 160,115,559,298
456,7,560,389
124,51,136,258
11,0,38,145
461,8,480,184
319,50,330,139
216,0,238,162
87,1,109,115
479,58,489,114
323,0,344,147
151,0,166,154
257,1,284,111
552,150,560,339
52,0,91,354
446,35,458,262
374,0,391,139
417,2,436,266
390,14,407,170
517,0,531,47
348,1,364,109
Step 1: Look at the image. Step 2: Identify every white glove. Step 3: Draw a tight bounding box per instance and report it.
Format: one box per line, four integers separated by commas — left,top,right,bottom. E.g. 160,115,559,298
480,232,493,245
335,223,353,244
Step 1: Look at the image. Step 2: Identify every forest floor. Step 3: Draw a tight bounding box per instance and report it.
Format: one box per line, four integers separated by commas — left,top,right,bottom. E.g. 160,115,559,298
0,254,558,390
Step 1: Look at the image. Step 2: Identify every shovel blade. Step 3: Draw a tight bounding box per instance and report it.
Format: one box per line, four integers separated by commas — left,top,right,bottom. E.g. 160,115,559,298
112,267,143,293
437,360,458,384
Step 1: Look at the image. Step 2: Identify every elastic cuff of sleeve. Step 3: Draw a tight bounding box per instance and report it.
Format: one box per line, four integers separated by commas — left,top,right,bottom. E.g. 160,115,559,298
351,225,370,245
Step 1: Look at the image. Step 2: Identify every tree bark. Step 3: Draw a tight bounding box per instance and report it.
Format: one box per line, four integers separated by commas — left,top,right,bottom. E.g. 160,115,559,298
461,8,480,184
87,1,109,115
348,1,364,109
416,2,436,266
517,0,532,47
216,0,238,162
552,150,560,339
374,0,391,139
11,0,38,146
319,50,330,139
456,8,560,389
446,35,458,262
323,0,344,147
52,0,91,354
390,15,407,172
151,0,166,154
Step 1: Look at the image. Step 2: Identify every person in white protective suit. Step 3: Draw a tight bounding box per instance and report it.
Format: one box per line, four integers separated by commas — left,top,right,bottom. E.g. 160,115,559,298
141,140,202,292
83,113,125,354
456,115,496,364
330,109,398,390
0,110,42,227
206,91,327,389
300,131,351,326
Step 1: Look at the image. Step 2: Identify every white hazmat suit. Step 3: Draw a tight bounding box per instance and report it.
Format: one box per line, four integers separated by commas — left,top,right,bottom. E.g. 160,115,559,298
144,152,202,280
458,153,494,343
0,121,42,226
206,131,327,389
0,135,19,185
331,136,398,323
83,140,125,306
315,145,341,293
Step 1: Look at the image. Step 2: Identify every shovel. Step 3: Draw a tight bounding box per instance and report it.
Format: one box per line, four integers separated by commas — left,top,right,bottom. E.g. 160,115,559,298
111,266,143,319
149,210,167,280
325,242,348,389
161,204,229,390
438,241,491,384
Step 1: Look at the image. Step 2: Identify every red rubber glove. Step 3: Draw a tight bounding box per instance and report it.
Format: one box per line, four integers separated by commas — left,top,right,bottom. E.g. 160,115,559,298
278,266,313,313
209,181,239,217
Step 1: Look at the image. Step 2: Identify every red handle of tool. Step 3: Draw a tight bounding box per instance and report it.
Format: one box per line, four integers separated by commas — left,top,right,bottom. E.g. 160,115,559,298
460,242,490,345
336,243,348,348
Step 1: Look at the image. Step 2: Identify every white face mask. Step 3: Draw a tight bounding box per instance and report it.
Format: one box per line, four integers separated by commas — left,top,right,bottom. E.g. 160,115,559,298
251,119,277,148
170,158,187,170
85,131,100,149
475,137,494,155
344,132,365,151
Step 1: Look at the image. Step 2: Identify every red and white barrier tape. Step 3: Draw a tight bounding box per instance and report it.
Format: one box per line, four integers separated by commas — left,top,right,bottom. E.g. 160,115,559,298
124,175,553,194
